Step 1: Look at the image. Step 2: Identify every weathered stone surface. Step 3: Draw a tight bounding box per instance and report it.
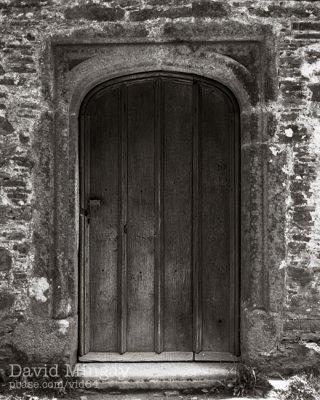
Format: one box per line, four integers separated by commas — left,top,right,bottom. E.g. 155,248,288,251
293,22,320,31
0,344,28,367
0,117,14,135
0,248,12,272
25,32,36,41
244,310,282,356
6,0,46,8
249,4,319,18
309,83,320,102
65,5,125,21
11,317,75,363
192,1,230,18
0,77,15,85
0,292,15,311
129,7,192,21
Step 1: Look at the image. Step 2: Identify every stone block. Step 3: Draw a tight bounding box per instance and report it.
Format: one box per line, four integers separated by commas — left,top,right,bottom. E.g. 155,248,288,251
129,7,192,21
0,117,14,135
0,248,12,272
64,5,125,21
309,84,320,102
0,292,15,311
192,1,230,18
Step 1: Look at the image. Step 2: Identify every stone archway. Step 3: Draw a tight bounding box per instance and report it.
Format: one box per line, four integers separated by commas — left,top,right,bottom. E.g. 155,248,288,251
49,39,279,366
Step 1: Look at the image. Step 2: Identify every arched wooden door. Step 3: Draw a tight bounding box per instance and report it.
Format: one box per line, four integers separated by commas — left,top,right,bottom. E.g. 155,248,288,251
79,72,240,362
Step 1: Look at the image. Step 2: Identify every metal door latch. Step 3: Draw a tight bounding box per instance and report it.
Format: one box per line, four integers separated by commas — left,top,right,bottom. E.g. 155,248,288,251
89,199,101,214
80,208,88,217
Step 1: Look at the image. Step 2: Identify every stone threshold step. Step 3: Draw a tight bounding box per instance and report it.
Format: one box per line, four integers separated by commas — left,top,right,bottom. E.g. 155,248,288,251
75,362,236,390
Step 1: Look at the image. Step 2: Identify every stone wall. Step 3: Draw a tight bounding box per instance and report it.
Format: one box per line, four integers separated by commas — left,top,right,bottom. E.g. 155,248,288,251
0,0,319,374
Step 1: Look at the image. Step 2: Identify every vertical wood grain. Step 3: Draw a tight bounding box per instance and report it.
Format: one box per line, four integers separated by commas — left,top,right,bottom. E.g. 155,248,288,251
127,80,155,351
200,83,233,352
229,107,236,354
163,79,193,352
119,85,128,354
154,78,164,353
88,88,119,352
192,81,202,354
233,103,241,356
79,114,90,355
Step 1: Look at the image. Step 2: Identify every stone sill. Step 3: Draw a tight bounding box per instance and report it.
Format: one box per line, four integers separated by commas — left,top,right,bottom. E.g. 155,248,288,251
75,362,236,389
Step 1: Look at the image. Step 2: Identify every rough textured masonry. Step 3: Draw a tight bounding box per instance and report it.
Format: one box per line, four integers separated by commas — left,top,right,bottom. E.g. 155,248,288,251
0,0,319,375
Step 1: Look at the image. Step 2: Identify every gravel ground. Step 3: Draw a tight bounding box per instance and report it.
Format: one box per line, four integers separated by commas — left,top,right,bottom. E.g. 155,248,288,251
0,389,282,400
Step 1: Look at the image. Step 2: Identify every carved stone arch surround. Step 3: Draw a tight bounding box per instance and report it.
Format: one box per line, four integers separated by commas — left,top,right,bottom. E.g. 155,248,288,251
49,39,281,364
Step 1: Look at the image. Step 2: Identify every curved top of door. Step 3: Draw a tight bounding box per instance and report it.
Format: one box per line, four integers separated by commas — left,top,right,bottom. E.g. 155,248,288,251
79,71,240,116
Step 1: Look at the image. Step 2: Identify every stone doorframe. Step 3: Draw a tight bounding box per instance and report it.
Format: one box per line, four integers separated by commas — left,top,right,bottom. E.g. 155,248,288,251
46,33,283,365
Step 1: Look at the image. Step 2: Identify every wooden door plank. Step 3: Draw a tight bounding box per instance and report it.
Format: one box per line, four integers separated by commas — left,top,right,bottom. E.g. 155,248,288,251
228,106,238,355
163,79,193,352
87,88,120,352
79,114,90,356
154,78,164,354
192,81,202,354
119,85,128,354
233,107,241,356
126,80,156,351
199,83,234,352
79,351,193,362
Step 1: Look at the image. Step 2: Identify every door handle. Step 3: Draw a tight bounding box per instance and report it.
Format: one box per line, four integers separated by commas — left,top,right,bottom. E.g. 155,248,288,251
89,199,101,214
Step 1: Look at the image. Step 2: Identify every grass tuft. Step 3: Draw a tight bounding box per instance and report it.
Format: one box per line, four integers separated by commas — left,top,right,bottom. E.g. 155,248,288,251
212,362,272,397
280,369,320,400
